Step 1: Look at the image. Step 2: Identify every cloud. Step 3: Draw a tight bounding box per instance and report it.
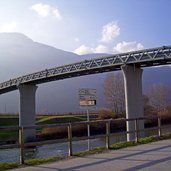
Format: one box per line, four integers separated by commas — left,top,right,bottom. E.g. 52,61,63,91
31,3,62,20
74,44,108,55
113,41,144,53
94,45,108,53
73,21,144,55
100,22,120,43
52,9,62,19
74,45,92,55
74,38,80,42
0,22,17,32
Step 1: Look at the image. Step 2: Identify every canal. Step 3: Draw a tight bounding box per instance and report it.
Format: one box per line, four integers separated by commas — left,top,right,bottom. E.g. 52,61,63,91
1,125,170,163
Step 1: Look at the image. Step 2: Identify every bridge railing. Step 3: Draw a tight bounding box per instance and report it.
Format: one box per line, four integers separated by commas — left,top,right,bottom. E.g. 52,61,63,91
0,116,170,164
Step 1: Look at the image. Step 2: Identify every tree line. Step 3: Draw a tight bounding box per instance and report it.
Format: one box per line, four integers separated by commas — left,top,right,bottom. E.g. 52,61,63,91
99,72,171,119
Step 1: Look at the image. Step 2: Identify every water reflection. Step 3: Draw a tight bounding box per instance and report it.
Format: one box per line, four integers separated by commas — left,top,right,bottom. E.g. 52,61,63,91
0,136,123,163
0,148,20,163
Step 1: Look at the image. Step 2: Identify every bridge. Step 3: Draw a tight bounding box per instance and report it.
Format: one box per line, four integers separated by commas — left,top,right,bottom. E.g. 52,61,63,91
1,45,171,141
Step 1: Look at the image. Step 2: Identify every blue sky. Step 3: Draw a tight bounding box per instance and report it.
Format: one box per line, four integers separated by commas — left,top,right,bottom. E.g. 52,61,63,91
0,0,171,54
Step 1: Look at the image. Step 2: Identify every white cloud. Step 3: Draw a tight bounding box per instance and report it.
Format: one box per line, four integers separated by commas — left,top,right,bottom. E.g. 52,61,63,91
74,21,144,55
52,9,62,19
113,41,144,53
74,45,92,55
74,38,80,42
100,22,120,43
31,3,49,17
74,44,108,55
0,21,17,32
94,45,108,53
31,3,62,20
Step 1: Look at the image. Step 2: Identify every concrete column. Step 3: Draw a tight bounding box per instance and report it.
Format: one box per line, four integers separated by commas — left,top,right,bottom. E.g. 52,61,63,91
121,65,144,141
18,84,38,142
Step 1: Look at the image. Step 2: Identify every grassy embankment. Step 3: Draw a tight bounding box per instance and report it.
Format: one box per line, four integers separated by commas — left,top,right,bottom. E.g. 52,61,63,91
0,115,19,140
1,114,171,141
0,114,97,141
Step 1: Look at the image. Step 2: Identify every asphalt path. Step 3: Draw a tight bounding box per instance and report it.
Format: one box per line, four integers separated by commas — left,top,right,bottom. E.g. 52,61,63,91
12,139,171,171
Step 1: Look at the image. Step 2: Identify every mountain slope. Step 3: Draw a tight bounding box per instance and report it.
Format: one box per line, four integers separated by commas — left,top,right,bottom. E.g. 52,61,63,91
0,33,105,113
0,32,80,81
0,33,170,113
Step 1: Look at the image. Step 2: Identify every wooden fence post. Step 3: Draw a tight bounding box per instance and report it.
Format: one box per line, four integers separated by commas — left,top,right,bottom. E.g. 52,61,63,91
19,127,24,164
158,117,162,137
106,120,110,149
68,124,73,156
135,118,139,143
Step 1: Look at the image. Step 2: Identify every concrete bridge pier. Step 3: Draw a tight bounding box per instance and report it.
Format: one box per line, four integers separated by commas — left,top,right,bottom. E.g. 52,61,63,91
121,65,144,141
18,84,38,142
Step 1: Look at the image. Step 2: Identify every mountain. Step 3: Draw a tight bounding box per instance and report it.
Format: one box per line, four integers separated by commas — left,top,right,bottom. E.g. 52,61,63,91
0,32,81,80
0,33,170,113
0,33,106,113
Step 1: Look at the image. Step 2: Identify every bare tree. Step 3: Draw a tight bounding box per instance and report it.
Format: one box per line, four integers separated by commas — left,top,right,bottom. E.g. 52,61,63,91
143,94,155,116
148,83,171,116
103,72,125,115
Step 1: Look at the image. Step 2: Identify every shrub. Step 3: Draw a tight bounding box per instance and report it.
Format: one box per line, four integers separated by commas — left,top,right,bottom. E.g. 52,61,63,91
41,125,68,139
98,108,116,120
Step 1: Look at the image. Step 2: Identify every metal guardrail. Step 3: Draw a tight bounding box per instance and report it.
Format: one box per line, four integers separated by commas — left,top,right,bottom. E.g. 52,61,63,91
0,117,168,164
0,45,171,94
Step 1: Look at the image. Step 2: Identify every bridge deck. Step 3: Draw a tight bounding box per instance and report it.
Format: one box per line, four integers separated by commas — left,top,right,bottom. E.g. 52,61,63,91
0,45,171,94
12,139,171,171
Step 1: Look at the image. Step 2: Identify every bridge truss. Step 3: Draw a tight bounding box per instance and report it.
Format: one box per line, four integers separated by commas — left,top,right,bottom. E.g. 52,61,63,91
0,45,171,94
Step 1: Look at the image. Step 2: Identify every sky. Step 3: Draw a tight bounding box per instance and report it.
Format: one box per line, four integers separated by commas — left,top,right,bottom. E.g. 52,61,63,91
0,0,171,55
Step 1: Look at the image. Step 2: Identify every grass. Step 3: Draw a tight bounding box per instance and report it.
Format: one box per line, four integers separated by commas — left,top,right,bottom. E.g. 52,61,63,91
0,117,18,126
0,114,91,141
1,134,171,170
74,134,171,157
24,156,62,165
37,115,65,123
0,114,97,126
0,163,19,171
0,114,92,127
74,147,107,156
37,115,87,124
37,115,91,125
110,134,171,150
0,156,63,171
0,131,18,140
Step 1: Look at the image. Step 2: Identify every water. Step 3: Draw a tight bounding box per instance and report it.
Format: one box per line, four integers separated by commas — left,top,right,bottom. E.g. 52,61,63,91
0,148,20,163
0,126,170,163
0,138,109,163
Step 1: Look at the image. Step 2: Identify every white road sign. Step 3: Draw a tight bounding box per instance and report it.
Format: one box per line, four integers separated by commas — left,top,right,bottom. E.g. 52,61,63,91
79,89,96,106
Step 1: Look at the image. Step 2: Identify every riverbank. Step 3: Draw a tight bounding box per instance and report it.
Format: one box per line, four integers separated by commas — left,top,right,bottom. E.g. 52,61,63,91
1,114,171,145
0,113,97,143
2,134,171,171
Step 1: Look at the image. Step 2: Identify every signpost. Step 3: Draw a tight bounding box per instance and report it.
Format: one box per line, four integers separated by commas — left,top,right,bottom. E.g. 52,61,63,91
79,89,96,106
79,88,96,150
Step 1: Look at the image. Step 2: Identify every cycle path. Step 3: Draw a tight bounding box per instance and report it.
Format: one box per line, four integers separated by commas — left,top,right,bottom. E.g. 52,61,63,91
12,139,171,171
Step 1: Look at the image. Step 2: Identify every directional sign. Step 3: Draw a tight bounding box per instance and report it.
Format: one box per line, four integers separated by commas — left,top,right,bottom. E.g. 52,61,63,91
79,89,96,106
79,89,96,95
79,95,96,100
79,100,96,106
